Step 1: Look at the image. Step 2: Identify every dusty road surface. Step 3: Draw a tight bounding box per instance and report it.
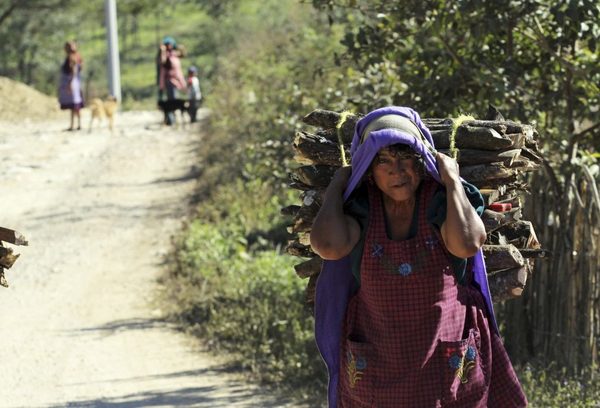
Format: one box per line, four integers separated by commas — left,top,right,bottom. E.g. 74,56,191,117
0,111,299,408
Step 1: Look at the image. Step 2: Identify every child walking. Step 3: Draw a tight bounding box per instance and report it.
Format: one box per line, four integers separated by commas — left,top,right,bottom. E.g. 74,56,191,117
187,66,202,123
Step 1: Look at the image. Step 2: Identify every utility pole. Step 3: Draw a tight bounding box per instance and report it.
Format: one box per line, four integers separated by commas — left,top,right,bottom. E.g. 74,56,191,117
105,0,121,102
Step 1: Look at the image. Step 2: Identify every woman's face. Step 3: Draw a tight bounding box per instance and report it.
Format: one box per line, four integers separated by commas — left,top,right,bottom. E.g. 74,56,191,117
371,147,422,202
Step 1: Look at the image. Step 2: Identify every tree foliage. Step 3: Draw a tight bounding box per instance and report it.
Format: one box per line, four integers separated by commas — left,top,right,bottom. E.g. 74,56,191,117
312,0,599,149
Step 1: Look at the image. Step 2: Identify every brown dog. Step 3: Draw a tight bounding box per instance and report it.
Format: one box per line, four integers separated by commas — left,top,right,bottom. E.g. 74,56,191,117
88,96,118,132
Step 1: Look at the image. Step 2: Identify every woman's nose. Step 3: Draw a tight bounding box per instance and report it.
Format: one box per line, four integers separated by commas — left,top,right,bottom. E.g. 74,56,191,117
389,161,406,174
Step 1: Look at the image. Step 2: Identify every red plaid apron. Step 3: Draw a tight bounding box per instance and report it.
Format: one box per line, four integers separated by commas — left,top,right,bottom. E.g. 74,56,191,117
338,180,527,407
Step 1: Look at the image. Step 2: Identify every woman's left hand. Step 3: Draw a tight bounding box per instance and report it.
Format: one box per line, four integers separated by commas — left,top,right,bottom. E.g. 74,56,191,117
436,152,461,186
436,152,487,258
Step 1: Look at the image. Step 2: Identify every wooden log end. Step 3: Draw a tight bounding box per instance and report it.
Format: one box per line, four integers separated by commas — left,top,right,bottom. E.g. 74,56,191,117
0,268,7,288
508,287,524,297
489,265,529,302
294,257,323,279
280,205,301,217
483,244,525,271
0,227,29,246
306,274,318,304
14,232,28,246
0,251,20,269
519,248,551,258
285,240,315,258
301,109,341,128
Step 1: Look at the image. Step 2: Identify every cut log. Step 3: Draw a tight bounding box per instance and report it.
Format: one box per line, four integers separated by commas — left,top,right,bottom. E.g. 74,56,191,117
482,208,523,232
488,265,529,302
471,176,524,190
290,201,320,233
483,244,525,271
440,148,522,166
467,119,520,134
294,257,323,279
288,217,312,234
289,165,338,189
507,157,541,172
422,118,454,127
0,227,28,246
505,133,526,149
431,126,513,150
490,220,541,249
306,274,318,303
0,247,20,269
299,232,311,246
0,268,7,288
456,125,514,150
459,162,517,184
301,109,358,143
293,131,348,166
519,248,551,258
521,146,544,163
289,181,315,191
286,240,315,258
281,205,301,217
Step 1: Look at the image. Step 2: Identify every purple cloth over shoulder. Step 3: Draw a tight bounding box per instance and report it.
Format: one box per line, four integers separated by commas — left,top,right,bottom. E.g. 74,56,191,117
313,106,498,407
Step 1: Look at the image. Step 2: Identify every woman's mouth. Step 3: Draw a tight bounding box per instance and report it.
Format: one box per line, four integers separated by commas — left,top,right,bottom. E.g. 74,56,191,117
391,181,408,188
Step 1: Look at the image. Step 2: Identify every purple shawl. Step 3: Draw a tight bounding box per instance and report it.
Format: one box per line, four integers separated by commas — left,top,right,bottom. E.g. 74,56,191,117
313,106,497,407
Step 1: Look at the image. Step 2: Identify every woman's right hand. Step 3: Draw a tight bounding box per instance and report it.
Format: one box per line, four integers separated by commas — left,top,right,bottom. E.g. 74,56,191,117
330,165,352,190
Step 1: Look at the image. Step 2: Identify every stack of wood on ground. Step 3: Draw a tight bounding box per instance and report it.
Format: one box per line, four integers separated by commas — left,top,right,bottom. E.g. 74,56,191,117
0,227,28,288
282,109,549,303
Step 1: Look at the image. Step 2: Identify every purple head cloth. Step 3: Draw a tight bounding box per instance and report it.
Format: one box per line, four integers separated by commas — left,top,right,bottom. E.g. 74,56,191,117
313,106,498,407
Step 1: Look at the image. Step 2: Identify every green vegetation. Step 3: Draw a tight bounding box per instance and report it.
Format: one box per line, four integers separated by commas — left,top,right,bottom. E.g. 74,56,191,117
2,0,599,405
161,180,326,397
519,363,600,407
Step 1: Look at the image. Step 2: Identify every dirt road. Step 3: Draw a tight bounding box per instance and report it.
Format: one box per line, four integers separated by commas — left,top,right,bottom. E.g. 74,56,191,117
0,111,296,407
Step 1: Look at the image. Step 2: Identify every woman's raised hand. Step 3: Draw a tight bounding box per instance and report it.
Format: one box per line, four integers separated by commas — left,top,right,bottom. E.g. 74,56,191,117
436,152,461,186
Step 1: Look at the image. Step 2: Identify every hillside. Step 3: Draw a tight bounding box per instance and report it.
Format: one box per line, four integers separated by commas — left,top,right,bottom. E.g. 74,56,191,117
0,77,62,122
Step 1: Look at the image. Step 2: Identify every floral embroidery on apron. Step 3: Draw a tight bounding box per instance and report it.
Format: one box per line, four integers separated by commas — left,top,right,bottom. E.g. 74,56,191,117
346,350,367,388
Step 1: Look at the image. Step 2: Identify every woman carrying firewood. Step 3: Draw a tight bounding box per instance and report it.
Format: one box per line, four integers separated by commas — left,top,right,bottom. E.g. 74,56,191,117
310,106,527,407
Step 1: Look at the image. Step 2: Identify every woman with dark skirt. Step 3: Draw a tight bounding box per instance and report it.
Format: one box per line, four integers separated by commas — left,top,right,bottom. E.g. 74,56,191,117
58,41,84,131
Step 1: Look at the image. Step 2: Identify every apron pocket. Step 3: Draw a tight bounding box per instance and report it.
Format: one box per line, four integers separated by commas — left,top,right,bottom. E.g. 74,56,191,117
339,338,375,406
440,329,487,404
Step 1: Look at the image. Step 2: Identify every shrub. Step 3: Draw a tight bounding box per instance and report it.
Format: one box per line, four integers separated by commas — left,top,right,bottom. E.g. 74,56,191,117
165,176,326,396
517,363,600,407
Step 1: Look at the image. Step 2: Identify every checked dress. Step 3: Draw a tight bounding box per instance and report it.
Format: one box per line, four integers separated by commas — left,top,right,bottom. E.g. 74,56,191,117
338,179,527,407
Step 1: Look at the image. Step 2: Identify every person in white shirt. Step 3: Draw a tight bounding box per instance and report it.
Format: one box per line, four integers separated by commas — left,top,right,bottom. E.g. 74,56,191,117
187,66,202,123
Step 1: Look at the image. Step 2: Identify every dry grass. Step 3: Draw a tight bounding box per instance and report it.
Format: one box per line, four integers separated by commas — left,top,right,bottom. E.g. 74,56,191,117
0,76,62,122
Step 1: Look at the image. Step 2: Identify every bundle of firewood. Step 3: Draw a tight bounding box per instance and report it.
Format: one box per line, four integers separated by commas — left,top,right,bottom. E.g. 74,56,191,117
0,227,28,288
282,109,548,303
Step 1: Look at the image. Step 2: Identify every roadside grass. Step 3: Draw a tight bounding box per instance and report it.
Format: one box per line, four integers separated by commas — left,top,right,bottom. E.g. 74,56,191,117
159,177,327,403
518,362,599,407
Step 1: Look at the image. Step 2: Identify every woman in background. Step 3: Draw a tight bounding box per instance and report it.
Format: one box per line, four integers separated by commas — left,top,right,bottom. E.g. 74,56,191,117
158,36,187,126
58,41,84,131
